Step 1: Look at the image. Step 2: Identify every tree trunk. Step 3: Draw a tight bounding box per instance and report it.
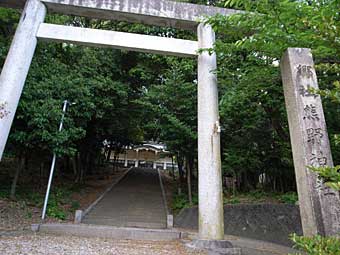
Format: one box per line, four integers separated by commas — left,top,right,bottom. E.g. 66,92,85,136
171,155,175,181
186,158,193,206
39,161,45,189
106,148,112,162
87,152,94,175
72,155,78,181
10,155,25,200
112,154,118,173
77,152,85,183
176,154,184,195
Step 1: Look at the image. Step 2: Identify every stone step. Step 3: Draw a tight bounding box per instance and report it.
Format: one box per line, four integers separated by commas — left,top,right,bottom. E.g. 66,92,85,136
82,219,166,229
38,223,180,241
83,168,167,229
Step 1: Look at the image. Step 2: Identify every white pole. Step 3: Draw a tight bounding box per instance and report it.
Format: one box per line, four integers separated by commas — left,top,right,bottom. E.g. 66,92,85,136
197,23,224,240
41,100,69,220
124,152,128,167
135,149,139,167
0,0,46,160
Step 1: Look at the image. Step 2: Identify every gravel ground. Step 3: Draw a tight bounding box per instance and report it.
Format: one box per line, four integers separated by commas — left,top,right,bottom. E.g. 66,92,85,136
0,233,207,255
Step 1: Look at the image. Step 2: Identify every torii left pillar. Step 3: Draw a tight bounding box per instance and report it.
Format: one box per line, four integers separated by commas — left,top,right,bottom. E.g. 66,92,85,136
0,0,46,160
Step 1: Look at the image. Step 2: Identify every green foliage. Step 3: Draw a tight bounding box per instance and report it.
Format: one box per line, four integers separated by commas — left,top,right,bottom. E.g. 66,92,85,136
224,196,240,204
26,211,32,219
315,80,340,105
136,57,198,163
0,177,82,220
248,190,267,200
26,192,44,207
277,192,298,205
47,197,66,220
1,0,340,198
172,193,189,212
204,0,340,192
46,187,76,220
172,193,198,213
0,183,44,206
309,165,340,191
224,191,298,204
290,234,340,255
71,200,80,210
0,187,9,199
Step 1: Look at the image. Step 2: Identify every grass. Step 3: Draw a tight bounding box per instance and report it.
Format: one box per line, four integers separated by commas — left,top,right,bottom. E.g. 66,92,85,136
171,189,298,214
290,234,340,255
171,193,198,214
223,190,298,205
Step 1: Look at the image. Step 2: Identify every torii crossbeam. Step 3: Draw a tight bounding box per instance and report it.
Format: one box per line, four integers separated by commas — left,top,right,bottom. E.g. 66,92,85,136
0,0,238,30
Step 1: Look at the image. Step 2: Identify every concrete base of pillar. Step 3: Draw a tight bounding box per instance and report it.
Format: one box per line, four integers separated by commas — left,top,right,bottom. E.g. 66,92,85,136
186,240,241,255
167,214,174,228
74,210,83,224
31,224,40,232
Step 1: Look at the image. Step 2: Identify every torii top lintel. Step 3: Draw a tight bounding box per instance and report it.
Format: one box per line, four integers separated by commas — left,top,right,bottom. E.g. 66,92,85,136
0,0,238,30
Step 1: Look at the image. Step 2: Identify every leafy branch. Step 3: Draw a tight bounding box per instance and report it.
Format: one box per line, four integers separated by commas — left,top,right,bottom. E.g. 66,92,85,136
309,165,340,191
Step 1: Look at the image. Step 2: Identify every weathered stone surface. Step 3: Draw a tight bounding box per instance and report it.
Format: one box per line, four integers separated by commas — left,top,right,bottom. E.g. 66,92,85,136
31,224,40,232
0,0,239,30
188,239,233,249
207,248,242,255
175,204,303,246
37,23,198,57
186,240,241,255
167,214,174,228
39,223,181,240
74,210,83,224
197,23,224,240
82,168,167,229
281,48,340,236
0,0,46,160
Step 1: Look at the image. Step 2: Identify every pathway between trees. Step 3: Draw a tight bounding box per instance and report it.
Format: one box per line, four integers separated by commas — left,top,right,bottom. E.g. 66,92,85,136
83,168,167,229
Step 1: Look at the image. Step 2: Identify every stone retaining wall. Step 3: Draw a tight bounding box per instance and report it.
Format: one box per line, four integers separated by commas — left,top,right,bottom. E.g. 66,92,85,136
175,204,302,246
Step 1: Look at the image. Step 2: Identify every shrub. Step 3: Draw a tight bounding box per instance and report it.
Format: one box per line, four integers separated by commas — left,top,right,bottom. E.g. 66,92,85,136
172,193,189,212
71,200,80,210
290,234,340,255
278,192,298,205
47,197,66,220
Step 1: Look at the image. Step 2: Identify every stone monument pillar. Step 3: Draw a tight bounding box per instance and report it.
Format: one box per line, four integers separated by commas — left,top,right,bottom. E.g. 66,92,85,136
0,0,46,160
281,48,340,236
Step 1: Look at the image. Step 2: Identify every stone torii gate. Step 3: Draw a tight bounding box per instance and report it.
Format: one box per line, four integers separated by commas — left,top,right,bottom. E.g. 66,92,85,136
0,0,339,249
0,0,238,249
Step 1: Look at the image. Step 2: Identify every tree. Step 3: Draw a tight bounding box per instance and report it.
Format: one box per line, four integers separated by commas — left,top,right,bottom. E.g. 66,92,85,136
137,57,198,200
205,0,340,191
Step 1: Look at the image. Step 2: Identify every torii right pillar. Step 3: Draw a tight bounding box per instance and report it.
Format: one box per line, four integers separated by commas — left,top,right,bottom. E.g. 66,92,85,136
197,23,224,241
281,48,340,236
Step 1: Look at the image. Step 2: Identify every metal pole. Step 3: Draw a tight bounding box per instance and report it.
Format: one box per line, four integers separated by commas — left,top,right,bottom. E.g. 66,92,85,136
41,100,69,220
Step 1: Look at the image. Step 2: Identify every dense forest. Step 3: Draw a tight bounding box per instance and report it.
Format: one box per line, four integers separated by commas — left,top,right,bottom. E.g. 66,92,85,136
0,0,339,201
